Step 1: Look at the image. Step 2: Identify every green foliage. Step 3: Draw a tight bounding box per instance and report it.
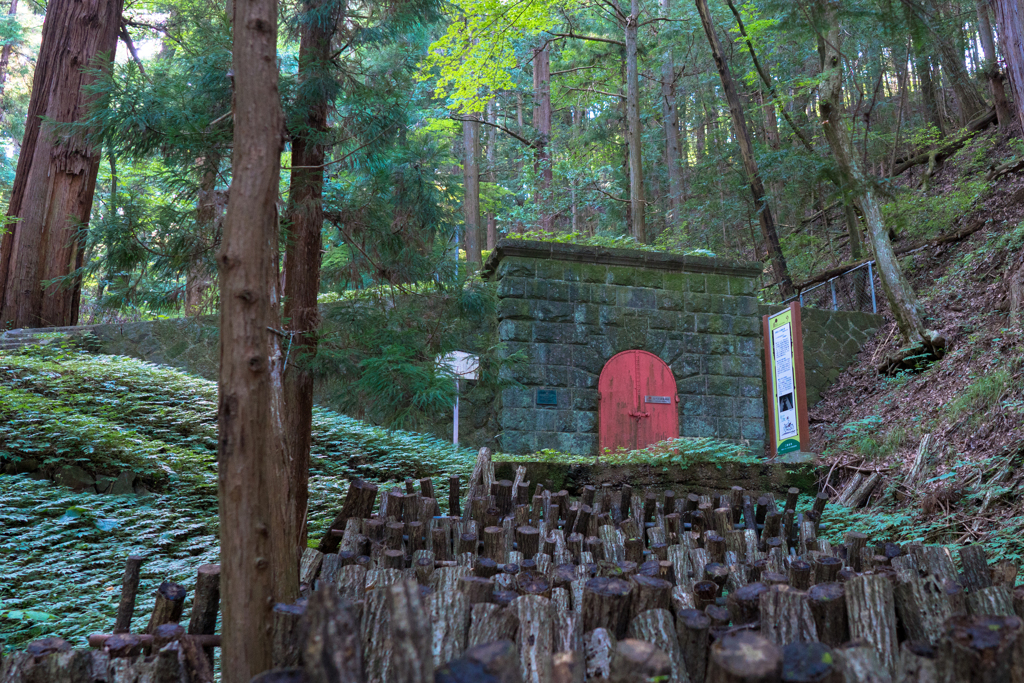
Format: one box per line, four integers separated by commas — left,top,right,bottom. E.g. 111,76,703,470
943,368,1011,425
0,345,478,490
881,178,988,241
500,436,757,466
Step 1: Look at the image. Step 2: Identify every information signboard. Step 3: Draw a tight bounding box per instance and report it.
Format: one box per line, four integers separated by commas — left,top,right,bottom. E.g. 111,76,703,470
763,302,810,456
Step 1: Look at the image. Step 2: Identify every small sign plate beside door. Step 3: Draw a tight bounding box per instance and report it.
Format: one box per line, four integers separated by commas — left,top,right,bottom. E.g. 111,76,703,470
645,395,672,404
537,389,558,406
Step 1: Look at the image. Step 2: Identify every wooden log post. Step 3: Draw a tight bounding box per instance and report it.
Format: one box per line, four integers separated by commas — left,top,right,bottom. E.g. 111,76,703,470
467,603,519,648
677,608,710,683
760,585,817,646
845,574,898,674
114,556,144,634
896,641,938,683
813,557,842,585
959,545,993,593
707,631,782,683
967,585,1015,616
583,577,634,638
937,615,1024,683
449,475,462,518
894,575,955,646
835,646,889,681
430,590,470,667
584,628,617,680
728,581,767,626
272,602,306,669
627,609,685,683
319,480,379,553
147,582,188,635
609,639,672,683
807,583,848,647
512,595,554,683
387,580,433,683
301,584,362,683
629,575,672,619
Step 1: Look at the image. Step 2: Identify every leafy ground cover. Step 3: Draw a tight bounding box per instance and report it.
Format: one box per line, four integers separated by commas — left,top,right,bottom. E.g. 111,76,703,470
0,344,479,652
810,128,1024,565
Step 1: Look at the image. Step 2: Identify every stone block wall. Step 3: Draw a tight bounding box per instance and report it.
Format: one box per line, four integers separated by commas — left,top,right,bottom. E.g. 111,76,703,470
486,240,765,456
759,305,883,408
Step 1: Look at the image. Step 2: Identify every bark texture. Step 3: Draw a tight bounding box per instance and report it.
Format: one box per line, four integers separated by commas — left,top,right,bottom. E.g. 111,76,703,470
463,113,482,266
624,0,646,243
995,0,1024,131
283,0,337,551
816,0,942,354
218,0,295,675
694,0,792,298
0,0,124,328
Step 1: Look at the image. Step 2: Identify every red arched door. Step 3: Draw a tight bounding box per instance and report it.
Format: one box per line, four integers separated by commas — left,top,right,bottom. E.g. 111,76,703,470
598,350,679,453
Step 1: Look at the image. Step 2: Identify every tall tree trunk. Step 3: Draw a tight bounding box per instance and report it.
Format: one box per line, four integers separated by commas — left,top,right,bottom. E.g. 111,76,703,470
0,0,18,126
282,0,337,553
463,113,482,266
920,0,988,123
816,0,943,353
186,155,221,315
532,45,552,231
0,0,123,329
695,0,793,297
486,100,498,250
625,0,646,242
905,4,947,134
977,0,1012,125
994,0,1024,130
219,0,296,677
660,0,682,228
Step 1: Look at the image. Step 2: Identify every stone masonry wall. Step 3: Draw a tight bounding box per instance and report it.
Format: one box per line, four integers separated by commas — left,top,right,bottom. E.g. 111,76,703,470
758,305,883,408
488,240,765,456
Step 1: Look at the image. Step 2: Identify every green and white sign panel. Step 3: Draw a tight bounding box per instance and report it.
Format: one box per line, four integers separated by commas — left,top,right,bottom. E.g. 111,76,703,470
769,308,801,454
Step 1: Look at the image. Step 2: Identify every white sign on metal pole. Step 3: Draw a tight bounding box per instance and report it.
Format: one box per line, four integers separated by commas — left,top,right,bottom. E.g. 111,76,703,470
437,351,480,445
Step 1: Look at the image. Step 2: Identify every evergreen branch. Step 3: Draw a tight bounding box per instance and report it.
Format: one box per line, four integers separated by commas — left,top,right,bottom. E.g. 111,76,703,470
724,0,814,153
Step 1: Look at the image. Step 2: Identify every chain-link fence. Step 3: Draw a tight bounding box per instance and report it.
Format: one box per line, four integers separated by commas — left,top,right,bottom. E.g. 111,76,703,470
781,261,880,314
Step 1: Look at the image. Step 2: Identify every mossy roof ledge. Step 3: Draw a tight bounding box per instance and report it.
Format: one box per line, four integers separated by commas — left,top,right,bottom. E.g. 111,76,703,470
481,238,764,280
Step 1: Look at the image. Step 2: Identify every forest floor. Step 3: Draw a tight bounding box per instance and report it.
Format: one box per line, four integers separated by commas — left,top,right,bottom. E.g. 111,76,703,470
808,124,1024,563
0,346,478,652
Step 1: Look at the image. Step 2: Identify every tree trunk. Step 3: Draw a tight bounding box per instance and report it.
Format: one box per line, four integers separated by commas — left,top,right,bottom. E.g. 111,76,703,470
994,0,1024,130
0,0,124,329
977,0,1013,126
695,0,793,297
660,0,683,229
625,0,646,243
816,0,943,354
0,0,19,126
219,0,296,677
486,100,498,250
906,4,946,135
533,46,552,231
463,113,482,267
923,0,988,124
186,156,221,316
283,0,337,554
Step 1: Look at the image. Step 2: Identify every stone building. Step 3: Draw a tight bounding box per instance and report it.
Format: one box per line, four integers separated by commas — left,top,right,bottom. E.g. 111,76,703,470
483,239,767,456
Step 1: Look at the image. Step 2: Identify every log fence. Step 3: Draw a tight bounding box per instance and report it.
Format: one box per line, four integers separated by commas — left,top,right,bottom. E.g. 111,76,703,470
4,449,1024,682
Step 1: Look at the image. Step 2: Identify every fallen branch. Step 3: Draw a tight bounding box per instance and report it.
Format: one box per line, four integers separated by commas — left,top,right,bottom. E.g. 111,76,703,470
888,108,996,177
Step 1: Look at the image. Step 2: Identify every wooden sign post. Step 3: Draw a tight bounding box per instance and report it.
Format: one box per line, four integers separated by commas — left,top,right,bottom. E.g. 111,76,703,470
763,301,810,456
